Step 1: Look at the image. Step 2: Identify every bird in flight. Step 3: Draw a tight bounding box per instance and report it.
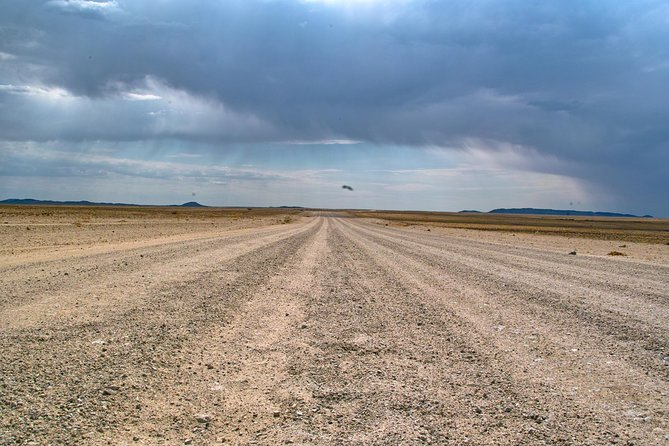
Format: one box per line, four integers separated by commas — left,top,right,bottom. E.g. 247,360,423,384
342,185,354,191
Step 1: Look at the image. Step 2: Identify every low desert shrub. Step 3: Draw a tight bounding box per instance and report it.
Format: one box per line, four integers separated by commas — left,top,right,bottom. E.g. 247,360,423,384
607,251,627,256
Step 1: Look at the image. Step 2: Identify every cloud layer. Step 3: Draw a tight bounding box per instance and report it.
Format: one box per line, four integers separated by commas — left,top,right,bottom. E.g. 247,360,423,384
1,0,668,214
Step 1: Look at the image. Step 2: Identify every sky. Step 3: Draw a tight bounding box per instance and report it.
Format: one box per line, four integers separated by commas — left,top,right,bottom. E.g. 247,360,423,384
1,0,668,215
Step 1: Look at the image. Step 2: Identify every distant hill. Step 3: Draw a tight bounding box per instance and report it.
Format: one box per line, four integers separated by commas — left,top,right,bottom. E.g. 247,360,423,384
0,198,141,207
458,210,482,213
489,208,653,218
0,198,207,208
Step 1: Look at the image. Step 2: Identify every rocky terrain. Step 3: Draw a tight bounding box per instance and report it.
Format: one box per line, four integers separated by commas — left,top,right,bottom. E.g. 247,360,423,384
1,210,668,445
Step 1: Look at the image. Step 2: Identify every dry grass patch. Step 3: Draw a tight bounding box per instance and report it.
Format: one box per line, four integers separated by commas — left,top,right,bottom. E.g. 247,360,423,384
351,210,669,245
0,205,307,256
0,205,305,224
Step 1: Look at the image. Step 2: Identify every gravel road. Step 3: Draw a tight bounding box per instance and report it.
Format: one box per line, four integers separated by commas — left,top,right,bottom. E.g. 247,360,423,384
2,215,668,445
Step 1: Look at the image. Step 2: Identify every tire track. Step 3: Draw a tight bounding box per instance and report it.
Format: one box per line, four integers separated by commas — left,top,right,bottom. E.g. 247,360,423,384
277,218,584,445
360,220,669,296
96,217,331,445
334,218,667,444
0,222,311,329
342,219,669,356
354,220,669,302
0,222,307,311
0,219,320,445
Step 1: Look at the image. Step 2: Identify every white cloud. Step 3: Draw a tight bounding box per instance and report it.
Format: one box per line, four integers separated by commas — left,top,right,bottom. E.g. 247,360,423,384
0,77,274,141
375,147,593,211
301,0,410,7
166,153,203,159
0,84,72,99
47,0,120,13
282,139,362,145
0,142,340,187
426,138,573,175
384,183,435,192
123,92,162,101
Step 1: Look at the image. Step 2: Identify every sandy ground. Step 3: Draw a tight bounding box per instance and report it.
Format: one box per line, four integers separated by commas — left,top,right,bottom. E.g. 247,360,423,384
372,220,669,266
1,213,668,445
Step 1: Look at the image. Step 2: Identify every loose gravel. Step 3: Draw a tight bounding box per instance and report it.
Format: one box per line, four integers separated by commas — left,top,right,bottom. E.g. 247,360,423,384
1,215,668,445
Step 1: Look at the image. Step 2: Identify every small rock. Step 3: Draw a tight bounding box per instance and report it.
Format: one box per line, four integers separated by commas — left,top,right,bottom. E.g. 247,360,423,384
569,251,577,255
133,436,140,442
195,413,212,423
184,439,192,445
273,411,281,418
527,413,547,423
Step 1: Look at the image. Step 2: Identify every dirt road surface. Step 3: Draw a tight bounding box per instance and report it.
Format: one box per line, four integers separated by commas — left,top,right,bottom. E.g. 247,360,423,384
2,215,668,445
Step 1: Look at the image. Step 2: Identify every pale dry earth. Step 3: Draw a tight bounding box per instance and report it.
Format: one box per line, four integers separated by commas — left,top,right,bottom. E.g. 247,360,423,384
1,213,668,445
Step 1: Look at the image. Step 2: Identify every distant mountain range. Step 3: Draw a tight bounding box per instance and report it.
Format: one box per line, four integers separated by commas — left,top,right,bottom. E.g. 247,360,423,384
0,198,206,207
0,199,653,217
485,208,653,218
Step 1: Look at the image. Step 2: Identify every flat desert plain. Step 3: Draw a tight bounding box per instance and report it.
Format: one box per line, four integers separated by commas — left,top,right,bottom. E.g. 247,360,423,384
1,206,668,445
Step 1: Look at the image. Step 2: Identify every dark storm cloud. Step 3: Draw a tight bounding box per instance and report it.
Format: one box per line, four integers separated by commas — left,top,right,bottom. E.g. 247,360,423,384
1,0,668,214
